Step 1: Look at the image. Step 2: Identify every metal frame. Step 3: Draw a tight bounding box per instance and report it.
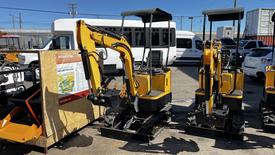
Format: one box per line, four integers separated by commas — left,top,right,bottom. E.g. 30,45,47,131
202,7,244,93
121,8,173,94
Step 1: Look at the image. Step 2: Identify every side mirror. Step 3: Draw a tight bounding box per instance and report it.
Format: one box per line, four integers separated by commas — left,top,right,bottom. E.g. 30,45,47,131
198,44,202,50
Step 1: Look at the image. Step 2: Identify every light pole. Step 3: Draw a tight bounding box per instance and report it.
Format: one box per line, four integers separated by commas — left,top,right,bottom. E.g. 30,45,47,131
19,12,22,29
68,3,78,18
188,16,194,31
180,16,183,30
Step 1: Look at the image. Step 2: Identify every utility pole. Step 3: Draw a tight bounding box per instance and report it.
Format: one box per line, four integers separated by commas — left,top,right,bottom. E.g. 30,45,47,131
68,3,78,18
19,12,22,29
9,14,15,29
188,16,194,31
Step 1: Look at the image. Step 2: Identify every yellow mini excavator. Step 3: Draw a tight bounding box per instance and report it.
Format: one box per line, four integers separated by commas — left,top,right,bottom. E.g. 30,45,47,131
260,12,275,132
185,8,245,140
76,8,172,141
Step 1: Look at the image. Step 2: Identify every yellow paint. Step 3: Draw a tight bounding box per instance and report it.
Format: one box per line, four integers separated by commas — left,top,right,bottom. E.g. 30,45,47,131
0,106,42,143
4,53,19,62
77,20,137,96
265,65,275,94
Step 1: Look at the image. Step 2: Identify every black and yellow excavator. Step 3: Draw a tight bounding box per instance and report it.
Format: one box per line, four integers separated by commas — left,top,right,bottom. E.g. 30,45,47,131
185,8,245,140
77,8,172,141
260,12,275,132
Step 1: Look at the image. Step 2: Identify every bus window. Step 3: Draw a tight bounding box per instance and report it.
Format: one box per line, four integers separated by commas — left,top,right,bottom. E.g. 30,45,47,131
122,27,133,46
170,28,176,46
152,28,160,46
13,38,20,49
0,38,7,49
160,28,176,47
0,37,20,49
162,29,168,46
134,28,144,47
93,26,175,48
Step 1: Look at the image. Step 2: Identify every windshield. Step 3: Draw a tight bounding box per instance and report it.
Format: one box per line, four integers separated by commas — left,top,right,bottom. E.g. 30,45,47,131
240,40,248,47
248,49,271,57
38,38,52,49
220,38,236,46
258,41,267,47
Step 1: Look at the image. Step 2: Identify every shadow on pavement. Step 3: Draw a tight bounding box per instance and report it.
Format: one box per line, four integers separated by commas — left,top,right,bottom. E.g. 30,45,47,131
0,133,94,154
172,111,274,150
213,132,275,150
119,136,199,154
54,133,94,150
0,141,35,155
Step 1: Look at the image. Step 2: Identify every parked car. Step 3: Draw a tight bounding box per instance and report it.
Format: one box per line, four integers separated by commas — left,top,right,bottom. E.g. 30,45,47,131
220,37,236,49
174,30,202,64
239,40,267,56
242,47,273,80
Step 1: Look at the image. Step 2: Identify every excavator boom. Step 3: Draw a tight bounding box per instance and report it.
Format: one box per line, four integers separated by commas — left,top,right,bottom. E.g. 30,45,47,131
76,20,137,97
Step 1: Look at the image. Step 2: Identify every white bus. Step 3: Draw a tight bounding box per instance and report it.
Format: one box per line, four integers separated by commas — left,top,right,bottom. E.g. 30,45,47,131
19,18,176,74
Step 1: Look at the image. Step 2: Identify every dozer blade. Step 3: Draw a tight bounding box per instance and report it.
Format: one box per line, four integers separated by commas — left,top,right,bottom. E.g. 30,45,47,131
184,124,244,141
101,104,171,142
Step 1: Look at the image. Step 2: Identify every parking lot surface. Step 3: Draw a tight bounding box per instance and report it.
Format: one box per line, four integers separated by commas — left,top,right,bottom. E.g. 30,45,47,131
1,65,274,155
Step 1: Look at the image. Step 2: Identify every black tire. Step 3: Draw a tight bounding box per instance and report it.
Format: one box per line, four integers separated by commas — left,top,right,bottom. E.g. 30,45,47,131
28,61,39,68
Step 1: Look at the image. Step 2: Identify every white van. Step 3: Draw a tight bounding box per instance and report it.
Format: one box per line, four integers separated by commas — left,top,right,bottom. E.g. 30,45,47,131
174,30,202,63
18,18,177,74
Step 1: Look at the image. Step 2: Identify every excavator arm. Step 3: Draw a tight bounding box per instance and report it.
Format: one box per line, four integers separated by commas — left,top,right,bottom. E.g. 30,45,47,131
76,20,138,98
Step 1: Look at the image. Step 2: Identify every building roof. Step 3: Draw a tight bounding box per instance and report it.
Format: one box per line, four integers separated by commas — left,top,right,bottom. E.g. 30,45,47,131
0,29,51,34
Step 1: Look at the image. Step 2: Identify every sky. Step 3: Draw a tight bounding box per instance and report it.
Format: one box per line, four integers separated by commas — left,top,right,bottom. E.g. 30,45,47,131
0,0,274,32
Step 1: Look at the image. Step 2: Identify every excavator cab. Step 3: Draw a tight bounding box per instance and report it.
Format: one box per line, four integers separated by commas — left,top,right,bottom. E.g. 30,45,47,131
185,8,245,140
77,8,172,142
260,12,275,132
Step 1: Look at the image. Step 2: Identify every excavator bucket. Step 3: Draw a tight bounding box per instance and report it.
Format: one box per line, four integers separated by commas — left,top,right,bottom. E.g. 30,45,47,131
0,106,42,143
0,84,42,143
